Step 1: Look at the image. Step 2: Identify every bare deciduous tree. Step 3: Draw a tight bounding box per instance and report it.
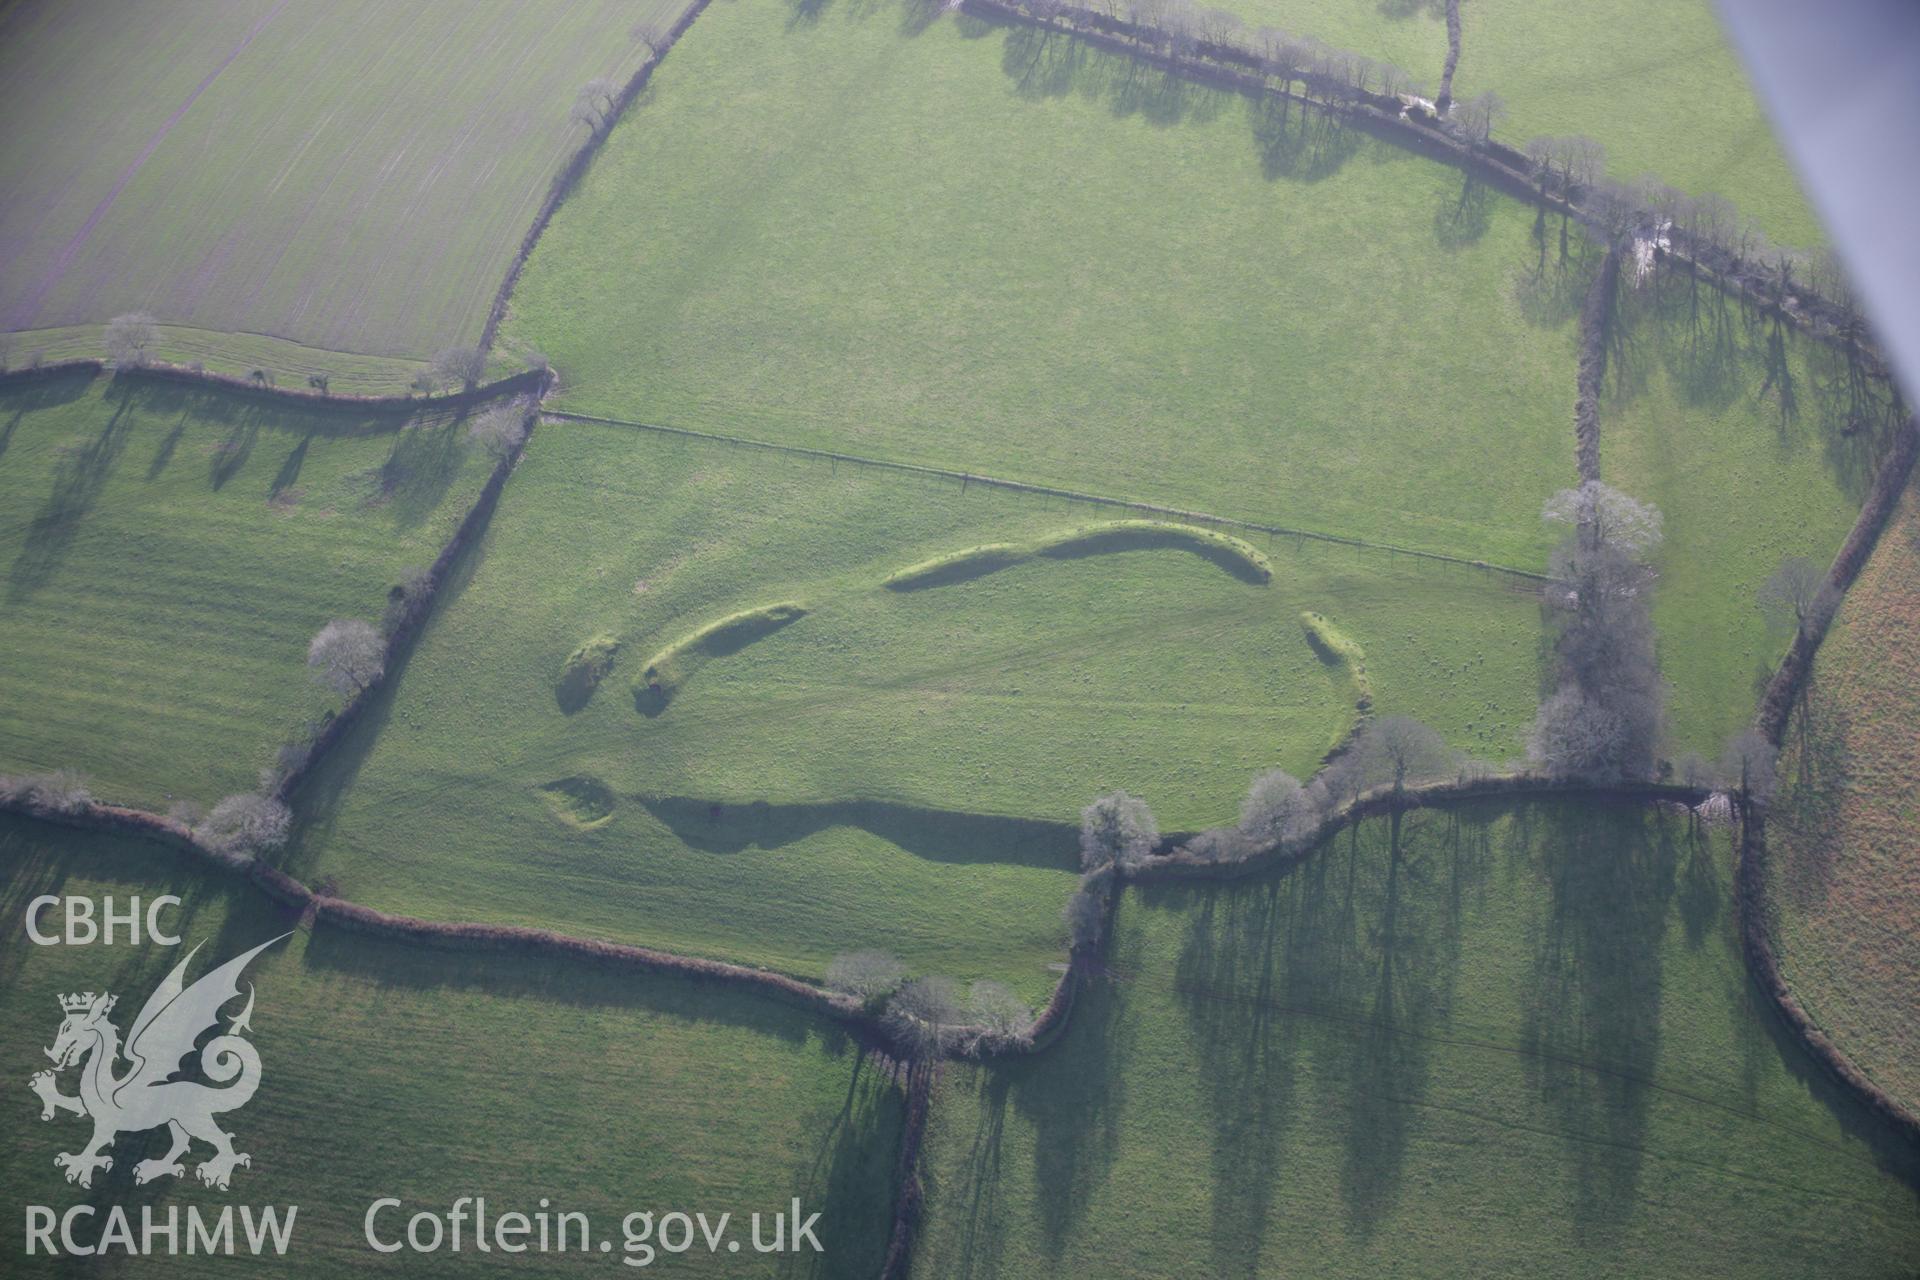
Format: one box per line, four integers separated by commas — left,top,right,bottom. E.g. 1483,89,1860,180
1757,555,1831,637
570,77,621,135
826,950,906,1003
1719,729,1780,804
1543,480,1663,559
467,401,530,457
967,981,1034,1040
1063,884,1108,950
307,619,385,696
104,313,159,368
1530,485,1667,778
885,976,961,1058
1526,687,1629,779
1356,715,1456,792
1451,90,1506,144
1237,768,1312,847
631,19,666,53
0,770,93,816
1079,790,1159,871
432,345,487,392
195,793,291,855
1197,6,1242,48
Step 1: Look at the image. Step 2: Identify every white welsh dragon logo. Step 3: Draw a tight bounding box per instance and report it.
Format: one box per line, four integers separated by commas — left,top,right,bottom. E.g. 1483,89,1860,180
28,934,289,1191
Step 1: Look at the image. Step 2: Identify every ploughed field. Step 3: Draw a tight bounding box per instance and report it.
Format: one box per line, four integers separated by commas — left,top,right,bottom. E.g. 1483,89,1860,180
0,0,690,389
1768,487,1920,1118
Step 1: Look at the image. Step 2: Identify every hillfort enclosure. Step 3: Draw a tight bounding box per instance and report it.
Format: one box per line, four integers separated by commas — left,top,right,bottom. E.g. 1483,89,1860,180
1,0,1915,1275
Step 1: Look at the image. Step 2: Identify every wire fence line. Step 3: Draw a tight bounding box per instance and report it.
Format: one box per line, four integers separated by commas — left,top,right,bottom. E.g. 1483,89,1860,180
540,409,1554,583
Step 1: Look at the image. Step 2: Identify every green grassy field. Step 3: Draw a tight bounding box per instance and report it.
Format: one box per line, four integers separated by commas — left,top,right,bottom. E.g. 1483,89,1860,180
0,372,495,809
501,0,1582,568
1602,276,1884,759
1201,0,1818,248
1768,488,1920,1116
0,816,902,1275
1456,0,1819,248
0,0,687,384
1209,0,1450,87
913,798,1920,1278
281,419,1543,1002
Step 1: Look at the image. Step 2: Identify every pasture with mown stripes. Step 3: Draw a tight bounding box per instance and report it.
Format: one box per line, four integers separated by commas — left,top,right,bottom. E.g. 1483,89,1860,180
0,372,495,809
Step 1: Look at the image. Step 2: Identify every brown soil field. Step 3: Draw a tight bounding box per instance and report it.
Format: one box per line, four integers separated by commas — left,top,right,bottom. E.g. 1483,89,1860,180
1768,484,1920,1115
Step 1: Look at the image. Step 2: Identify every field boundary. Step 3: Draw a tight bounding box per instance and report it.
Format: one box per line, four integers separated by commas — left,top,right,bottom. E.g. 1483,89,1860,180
542,409,1552,582
0,357,547,415
478,0,720,354
270,393,547,804
957,0,1884,372
1572,240,1623,482
1436,0,1462,110
0,774,1716,1050
1738,416,1920,1145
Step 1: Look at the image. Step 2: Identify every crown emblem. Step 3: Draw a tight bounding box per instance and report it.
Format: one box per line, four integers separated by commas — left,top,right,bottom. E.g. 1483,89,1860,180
59,992,114,1015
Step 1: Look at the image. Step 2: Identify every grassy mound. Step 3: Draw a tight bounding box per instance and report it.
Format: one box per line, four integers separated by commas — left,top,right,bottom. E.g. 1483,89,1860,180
884,522,1270,592
883,543,1029,590
290,423,1538,994
0,818,902,1272
538,774,617,828
635,602,808,711
555,633,621,712
1301,610,1372,711
913,799,1920,1277
1033,521,1272,584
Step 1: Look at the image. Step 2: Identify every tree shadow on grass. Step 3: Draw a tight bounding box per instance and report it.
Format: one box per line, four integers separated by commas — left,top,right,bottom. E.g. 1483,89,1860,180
1767,673,1854,912
1248,93,1361,182
639,794,1077,871
268,435,311,500
0,366,95,465
935,1069,1015,1279
1331,805,1478,1236
1517,798,1677,1243
1616,264,1905,504
992,18,1230,127
1174,873,1301,1276
1512,237,1601,330
1022,922,1135,1257
6,378,135,602
1432,171,1493,250
355,414,471,531
785,1051,908,1279
1168,804,1486,1263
